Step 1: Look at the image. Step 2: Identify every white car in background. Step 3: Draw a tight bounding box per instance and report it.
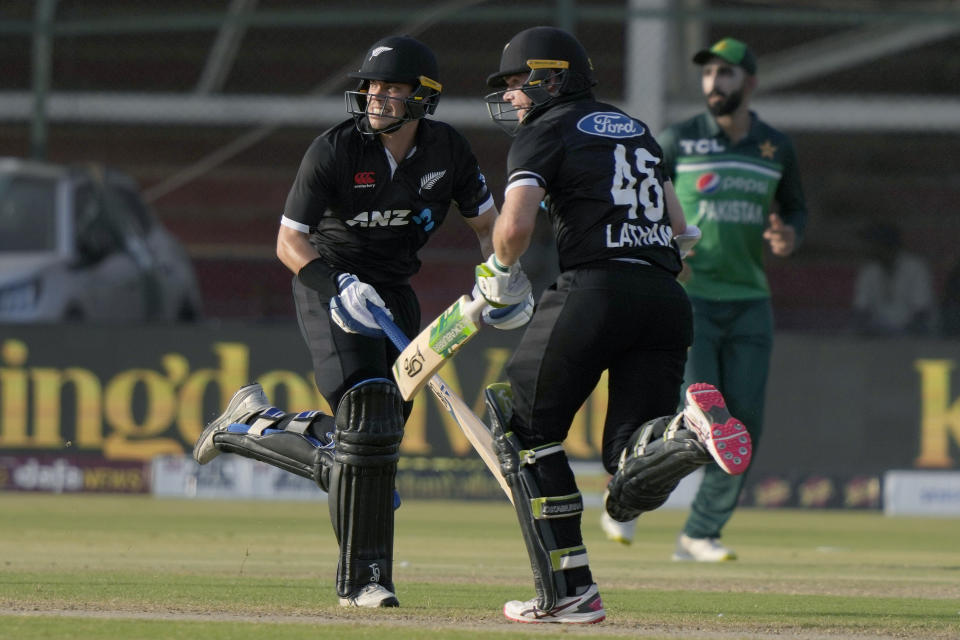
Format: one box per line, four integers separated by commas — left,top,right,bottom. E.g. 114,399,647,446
0,158,202,323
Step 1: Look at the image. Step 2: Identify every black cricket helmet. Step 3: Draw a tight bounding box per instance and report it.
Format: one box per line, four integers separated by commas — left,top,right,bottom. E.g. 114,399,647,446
345,35,442,136
485,26,596,135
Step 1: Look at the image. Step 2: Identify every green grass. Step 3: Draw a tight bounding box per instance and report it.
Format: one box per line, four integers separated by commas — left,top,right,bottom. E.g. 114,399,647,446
1,494,959,639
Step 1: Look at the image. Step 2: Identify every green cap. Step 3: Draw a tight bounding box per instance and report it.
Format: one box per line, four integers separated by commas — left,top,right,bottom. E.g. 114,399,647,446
693,37,757,75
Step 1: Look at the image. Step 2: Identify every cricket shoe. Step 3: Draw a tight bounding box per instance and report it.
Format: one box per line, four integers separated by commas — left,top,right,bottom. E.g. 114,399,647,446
503,583,605,624
338,583,399,608
600,505,636,545
673,533,737,562
683,383,752,475
192,383,271,464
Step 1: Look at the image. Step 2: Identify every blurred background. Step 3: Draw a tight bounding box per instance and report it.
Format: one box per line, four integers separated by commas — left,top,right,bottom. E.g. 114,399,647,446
1,0,957,327
1,0,959,512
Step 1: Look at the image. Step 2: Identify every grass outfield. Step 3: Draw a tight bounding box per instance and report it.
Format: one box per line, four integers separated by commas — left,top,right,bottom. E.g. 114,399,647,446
1,494,958,639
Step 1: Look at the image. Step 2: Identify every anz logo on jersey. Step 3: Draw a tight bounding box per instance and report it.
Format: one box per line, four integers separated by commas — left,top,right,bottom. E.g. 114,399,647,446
576,112,644,138
345,208,435,232
346,210,411,227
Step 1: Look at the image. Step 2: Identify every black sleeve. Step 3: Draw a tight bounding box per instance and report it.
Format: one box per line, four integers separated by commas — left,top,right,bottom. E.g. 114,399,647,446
505,121,564,190
448,129,493,217
282,136,336,230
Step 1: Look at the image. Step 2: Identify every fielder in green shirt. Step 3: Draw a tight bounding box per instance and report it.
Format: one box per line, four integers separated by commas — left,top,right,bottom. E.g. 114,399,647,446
602,37,808,560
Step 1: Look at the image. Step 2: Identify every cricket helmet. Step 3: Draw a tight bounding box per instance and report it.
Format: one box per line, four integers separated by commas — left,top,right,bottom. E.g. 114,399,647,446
345,35,442,136
484,26,596,135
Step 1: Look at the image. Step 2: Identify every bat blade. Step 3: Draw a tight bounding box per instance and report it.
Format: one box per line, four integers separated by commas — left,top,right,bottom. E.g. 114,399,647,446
392,294,487,401
426,375,513,503
364,301,511,503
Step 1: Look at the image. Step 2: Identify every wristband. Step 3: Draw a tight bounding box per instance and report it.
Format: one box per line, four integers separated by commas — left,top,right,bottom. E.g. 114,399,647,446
297,258,340,297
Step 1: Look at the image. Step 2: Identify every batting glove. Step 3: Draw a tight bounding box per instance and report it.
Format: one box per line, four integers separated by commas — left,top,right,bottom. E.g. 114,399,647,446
474,254,532,307
329,273,392,337
473,286,534,331
674,224,701,259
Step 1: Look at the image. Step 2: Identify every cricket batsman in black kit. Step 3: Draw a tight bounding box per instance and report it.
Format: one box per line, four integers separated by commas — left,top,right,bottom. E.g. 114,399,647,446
191,35,532,608
475,26,753,623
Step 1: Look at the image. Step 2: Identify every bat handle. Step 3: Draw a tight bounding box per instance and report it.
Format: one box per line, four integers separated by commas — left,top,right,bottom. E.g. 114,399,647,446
366,300,411,350
465,293,490,324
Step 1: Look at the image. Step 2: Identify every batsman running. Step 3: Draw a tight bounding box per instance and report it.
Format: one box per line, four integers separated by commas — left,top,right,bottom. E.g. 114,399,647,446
477,27,752,624
191,35,532,609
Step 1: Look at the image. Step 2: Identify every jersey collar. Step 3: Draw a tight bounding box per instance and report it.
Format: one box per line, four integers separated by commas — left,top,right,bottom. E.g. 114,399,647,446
704,110,759,142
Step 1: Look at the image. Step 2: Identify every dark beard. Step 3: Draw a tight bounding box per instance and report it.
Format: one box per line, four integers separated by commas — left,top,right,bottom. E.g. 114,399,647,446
707,88,744,116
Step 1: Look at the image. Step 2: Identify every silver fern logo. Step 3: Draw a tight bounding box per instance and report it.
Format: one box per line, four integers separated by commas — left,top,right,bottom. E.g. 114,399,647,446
370,46,393,58
419,170,446,194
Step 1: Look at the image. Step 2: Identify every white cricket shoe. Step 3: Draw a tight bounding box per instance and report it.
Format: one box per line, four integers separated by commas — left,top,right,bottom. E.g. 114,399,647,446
503,583,605,624
192,383,271,464
600,509,636,545
672,533,737,562
338,583,399,608
683,383,752,475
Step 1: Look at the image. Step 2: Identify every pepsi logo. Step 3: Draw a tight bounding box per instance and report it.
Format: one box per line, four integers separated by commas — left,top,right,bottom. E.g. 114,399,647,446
696,172,720,194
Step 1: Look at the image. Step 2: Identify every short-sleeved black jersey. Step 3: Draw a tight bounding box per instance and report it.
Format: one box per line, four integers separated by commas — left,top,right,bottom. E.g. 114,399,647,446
283,118,493,285
507,98,681,274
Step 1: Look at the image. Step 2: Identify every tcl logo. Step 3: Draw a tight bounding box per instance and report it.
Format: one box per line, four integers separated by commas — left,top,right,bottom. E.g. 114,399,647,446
354,171,376,186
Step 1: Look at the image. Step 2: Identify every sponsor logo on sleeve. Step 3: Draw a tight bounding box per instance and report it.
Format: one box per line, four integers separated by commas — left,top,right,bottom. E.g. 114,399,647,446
576,112,644,138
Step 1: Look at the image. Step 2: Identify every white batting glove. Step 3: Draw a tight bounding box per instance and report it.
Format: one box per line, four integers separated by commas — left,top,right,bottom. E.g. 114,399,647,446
329,273,392,337
473,286,534,330
474,254,532,307
674,224,701,259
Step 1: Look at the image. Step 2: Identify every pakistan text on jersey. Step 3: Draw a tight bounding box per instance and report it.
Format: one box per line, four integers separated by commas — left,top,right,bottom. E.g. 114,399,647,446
605,221,673,248
696,200,764,224
345,210,412,227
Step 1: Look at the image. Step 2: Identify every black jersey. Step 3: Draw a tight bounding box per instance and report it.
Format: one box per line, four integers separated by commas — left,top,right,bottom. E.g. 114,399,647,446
507,98,681,274
282,118,493,286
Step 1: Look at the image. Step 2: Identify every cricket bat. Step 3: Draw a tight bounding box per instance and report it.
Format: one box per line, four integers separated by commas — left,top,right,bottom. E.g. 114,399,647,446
367,301,513,503
390,293,489,401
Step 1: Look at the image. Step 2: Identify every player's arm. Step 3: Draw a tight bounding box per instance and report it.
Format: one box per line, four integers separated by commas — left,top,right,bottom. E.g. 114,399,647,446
494,184,543,266
767,138,807,257
278,137,342,293
276,221,341,298
664,180,686,236
277,223,320,275
463,204,498,259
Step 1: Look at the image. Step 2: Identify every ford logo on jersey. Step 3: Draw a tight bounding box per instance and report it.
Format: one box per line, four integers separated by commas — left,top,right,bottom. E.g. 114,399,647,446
576,112,644,138
696,172,721,194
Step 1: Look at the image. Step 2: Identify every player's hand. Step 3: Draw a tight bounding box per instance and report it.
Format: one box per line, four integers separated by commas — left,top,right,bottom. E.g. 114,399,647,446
763,213,796,257
474,254,532,307
674,224,701,259
474,286,534,330
329,273,392,337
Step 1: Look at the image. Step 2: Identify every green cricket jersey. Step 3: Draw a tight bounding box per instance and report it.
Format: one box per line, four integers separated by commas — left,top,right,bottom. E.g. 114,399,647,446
659,112,807,301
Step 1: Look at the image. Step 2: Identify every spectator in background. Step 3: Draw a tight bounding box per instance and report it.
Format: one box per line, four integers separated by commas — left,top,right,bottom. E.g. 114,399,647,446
852,222,934,336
